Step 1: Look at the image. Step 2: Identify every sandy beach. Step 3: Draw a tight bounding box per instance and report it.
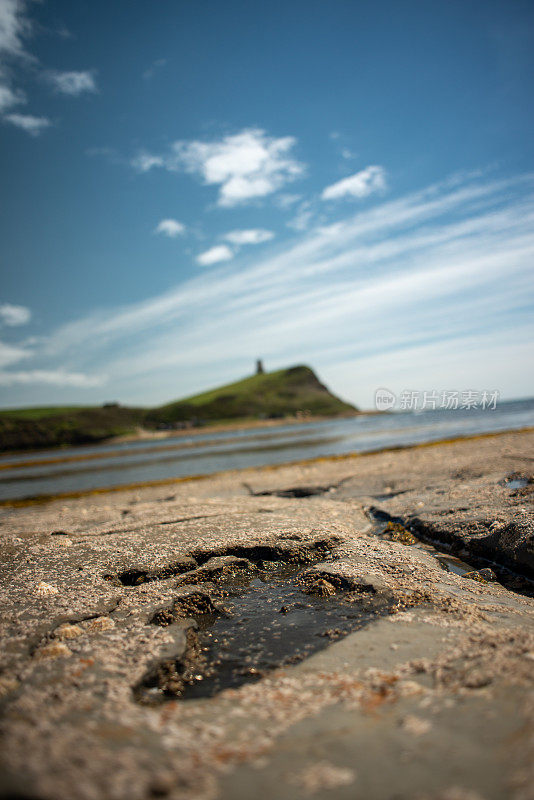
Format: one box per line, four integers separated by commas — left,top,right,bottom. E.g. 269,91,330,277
0,428,533,800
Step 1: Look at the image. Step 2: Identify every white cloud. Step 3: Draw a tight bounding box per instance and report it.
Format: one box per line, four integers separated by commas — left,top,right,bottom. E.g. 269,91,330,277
287,200,314,231
142,58,167,81
321,165,387,201
0,0,30,59
155,218,186,238
223,229,274,245
131,152,165,172
0,0,31,121
47,70,97,96
4,111,50,134
0,369,105,387
0,302,30,325
196,244,234,266
276,193,301,209
0,82,22,111
0,340,30,368
133,128,304,206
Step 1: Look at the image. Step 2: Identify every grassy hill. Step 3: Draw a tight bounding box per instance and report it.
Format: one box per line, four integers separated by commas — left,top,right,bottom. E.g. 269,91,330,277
145,365,356,425
0,365,357,452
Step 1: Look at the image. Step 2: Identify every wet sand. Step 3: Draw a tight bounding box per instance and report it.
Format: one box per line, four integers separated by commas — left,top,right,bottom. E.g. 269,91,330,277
0,429,533,800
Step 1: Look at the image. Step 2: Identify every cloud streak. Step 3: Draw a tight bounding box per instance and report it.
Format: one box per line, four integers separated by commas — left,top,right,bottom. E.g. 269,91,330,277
4,171,534,405
196,244,234,266
0,303,30,325
223,229,274,245
4,112,51,134
321,165,386,200
0,369,105,387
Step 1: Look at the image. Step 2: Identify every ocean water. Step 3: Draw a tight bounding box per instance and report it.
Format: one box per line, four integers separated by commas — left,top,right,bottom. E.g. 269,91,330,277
0,398,532,502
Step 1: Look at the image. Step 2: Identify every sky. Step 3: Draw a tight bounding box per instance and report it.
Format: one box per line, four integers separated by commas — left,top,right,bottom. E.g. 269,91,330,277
0,0,533,410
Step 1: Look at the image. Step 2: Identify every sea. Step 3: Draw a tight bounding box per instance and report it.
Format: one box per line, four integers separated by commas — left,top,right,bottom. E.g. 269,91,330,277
0,398,532,502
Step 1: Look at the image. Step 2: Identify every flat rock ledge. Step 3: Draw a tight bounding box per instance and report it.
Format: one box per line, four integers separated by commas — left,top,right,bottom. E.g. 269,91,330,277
0,429,533,800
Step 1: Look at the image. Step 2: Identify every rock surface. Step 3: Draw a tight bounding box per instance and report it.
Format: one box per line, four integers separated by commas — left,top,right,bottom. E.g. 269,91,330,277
0,429,533,800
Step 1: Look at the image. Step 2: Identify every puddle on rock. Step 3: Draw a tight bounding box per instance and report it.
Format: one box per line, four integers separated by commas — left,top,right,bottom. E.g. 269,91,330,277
135,562,392,704
431,552,475,576
504,477,529,491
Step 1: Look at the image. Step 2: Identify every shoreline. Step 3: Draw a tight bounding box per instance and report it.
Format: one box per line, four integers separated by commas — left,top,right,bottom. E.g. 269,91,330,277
0,411,367,458
111,410,371,444
2,424,533,508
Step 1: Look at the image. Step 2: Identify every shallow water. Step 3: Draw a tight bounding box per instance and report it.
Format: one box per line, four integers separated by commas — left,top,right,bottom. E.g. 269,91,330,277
1,398,532,501
135,563,391,703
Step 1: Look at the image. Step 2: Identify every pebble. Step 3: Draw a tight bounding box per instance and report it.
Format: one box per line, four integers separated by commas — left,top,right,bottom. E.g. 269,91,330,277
87,616,115,632
54,623,83,640
35,581,58,597
35,642,72,660
0,676,19,697
401,714,432,736
291,762,356,793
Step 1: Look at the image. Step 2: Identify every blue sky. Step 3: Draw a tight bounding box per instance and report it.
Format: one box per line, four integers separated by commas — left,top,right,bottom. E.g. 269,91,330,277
0,0,533,409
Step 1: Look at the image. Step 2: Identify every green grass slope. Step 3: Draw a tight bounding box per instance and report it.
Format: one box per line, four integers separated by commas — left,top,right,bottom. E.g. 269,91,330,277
145,365,357,425
0,406,145,452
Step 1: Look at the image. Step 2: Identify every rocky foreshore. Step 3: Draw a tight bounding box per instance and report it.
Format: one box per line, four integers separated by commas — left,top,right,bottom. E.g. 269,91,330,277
0,429,533,800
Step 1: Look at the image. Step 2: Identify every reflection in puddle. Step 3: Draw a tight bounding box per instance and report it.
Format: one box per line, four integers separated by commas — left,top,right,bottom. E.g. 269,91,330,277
505,477,529,490
426,551,473,576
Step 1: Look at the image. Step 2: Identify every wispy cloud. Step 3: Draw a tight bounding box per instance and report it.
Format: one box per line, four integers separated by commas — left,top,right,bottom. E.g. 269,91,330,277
46,69,97,96
276,193,301,209
0,82,22,111
328,131,357,162
196,244,234,266
0,369,105,387
0,302,30,325
142,58,167,81
223,229,274,245
131,128,305,206
6,171,534,405
0,340,31,369
287,200,314,231
4,111,51,134
0,0,31,60
0,0,36,123
321,165,387,200
131,152,164,172
155,219,186,238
